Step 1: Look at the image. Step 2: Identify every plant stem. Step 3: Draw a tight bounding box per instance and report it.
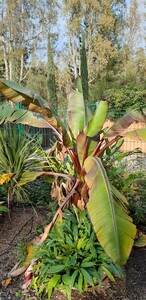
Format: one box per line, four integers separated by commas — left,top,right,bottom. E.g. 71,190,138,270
39,179,80,244
82,137,88,165
67,149,81,173
95,136,121,157
43,172,74,181
92,138,104,157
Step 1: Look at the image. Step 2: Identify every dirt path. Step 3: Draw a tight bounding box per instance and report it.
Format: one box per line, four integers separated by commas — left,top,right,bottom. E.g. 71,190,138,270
0,207,146,300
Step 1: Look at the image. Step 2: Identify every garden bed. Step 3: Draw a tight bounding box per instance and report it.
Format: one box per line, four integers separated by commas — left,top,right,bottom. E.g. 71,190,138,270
0,206,146,300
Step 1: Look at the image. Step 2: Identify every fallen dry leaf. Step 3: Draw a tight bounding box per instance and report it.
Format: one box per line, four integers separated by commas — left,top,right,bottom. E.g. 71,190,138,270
1,277,11,288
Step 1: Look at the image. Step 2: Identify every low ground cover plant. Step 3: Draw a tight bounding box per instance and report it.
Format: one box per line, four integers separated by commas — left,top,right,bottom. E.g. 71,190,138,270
31,207,124,300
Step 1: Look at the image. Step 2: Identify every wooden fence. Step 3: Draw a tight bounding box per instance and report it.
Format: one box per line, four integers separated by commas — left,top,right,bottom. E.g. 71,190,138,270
25,118,146,153
104,120,146,153
39,121,146,152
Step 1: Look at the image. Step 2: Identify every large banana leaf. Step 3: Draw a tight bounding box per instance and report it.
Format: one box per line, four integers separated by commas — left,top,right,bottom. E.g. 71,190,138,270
105,107,146,137
0,78,58,128
67,90,92,138
123,128,146,141
84,156,136,265
18,171,45,186
0,104,53,128
85,101,108,137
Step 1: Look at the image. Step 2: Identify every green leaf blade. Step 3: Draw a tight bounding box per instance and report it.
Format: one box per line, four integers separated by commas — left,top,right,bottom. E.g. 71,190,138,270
105,107,146,137
0,79,58,128
124,128,146,141
67,90,85,138
85,101,108,137
84,156,136,265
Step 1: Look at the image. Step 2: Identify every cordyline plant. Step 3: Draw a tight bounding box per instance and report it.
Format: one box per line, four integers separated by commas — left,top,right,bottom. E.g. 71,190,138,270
0,78,146,280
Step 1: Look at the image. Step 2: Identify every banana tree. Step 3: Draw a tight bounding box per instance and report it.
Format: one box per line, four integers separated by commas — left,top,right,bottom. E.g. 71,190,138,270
0,78,146,266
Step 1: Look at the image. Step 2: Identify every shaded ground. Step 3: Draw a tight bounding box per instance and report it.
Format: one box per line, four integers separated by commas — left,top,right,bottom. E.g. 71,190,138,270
0,206,146,300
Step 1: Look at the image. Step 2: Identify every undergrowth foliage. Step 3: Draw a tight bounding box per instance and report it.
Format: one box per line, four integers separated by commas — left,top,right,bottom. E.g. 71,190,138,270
31,207,124,300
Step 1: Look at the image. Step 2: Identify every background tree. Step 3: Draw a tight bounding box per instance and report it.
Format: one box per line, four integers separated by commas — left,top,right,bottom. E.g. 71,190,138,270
80,33,89,102
0,0,59,83
26,61,48,100
47,33,58,111
0,0,145,120
61,0,126,82
0,0,46,82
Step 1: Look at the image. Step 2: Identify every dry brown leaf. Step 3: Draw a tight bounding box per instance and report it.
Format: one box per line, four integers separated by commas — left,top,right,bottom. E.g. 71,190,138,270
9,266,27,278
24,244,36,266
81,183,89,204
77,198,85,211
1,278,11,288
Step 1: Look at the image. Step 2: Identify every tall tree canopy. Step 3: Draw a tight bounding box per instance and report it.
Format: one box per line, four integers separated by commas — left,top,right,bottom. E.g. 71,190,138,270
61,0,126,80
0,0,145,118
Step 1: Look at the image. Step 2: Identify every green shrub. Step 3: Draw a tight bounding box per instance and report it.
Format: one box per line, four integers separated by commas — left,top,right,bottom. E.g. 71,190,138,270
25,177,52,207
31,207,124,300
107,83,146,120
129,176,146,226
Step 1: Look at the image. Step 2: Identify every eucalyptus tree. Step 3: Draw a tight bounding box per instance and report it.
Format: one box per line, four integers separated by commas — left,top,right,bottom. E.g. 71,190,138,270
0,0,43,82
0,0,59,84
61,0,126,81
125,0,144,55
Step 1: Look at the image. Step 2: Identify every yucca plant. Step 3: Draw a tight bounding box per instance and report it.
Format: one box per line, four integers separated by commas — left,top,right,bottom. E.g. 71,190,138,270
0,78,146,267
0,125,46,206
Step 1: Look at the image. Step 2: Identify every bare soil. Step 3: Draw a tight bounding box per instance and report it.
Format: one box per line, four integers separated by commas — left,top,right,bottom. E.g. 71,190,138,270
0,206,146,300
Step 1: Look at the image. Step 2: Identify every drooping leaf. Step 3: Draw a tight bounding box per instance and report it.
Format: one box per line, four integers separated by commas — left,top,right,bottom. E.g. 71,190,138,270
105,107,146,137
0,78,58,128
85,101,108,137
0,105,54,128
84,156,136,265
123,128,146,141
17,171,44,186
